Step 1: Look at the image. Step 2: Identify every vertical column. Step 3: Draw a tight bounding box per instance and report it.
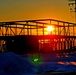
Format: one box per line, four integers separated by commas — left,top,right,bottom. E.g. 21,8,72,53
26,22,29,35
5,26,8,36
73,24,75,47
43,24,44,35
10,25,11,35
30,25,32,35
15,24,17,35
63,23,66,36
68,23,70,36
55,25,56,35
59,39,61,50
58,22,59,35
70,38,72,50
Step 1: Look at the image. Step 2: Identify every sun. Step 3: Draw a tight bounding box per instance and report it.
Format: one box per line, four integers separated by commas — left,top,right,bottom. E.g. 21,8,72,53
46,26,54,32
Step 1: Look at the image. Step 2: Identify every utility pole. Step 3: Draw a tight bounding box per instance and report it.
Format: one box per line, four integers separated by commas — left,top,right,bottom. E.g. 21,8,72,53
68,0,76,23
68,0,76,47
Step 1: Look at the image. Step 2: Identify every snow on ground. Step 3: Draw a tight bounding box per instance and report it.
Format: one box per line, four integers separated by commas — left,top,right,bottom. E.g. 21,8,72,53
36,52,76,74
0,52,76,75
0,52,37,75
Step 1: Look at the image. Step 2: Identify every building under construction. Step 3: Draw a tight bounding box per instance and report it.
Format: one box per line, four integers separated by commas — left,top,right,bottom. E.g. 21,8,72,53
0,19,76,54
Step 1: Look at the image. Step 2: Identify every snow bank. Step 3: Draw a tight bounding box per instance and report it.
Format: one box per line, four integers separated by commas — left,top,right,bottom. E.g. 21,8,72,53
38,62,76,73
0,52,37,75
37,52,76,73
0,52,76,75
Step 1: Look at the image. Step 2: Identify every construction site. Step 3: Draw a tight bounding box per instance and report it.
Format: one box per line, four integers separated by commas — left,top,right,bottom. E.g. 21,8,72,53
0,19,76,54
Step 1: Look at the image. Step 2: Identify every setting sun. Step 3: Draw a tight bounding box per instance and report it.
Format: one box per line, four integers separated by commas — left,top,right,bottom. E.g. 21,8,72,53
46,26,54,32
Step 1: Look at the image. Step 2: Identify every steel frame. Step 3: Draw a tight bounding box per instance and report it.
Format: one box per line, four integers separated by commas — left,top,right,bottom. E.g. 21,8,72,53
0,19,76,53
0,19,76,36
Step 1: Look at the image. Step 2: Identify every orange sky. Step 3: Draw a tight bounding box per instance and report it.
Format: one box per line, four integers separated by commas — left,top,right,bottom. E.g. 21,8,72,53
0,0,75,23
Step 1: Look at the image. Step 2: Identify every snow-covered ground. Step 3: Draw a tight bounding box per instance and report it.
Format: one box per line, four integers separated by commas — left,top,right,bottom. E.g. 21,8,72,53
0,52,76,75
